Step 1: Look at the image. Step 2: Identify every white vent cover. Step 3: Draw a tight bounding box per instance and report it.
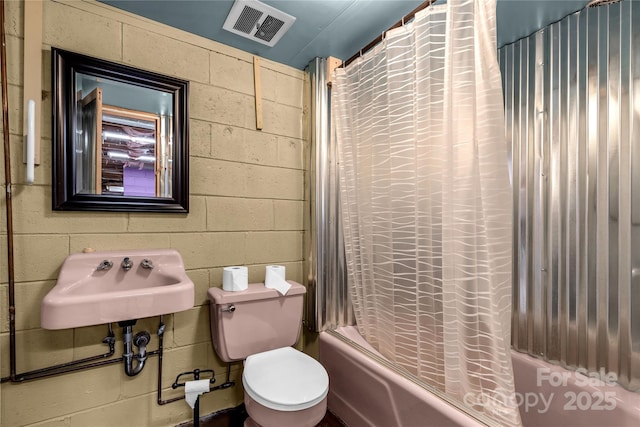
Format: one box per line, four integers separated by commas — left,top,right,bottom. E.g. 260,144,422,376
223,0,296,47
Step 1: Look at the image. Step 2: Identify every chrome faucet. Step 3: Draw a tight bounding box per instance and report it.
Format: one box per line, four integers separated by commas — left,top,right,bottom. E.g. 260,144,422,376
121,257,133,271
140,259,154,270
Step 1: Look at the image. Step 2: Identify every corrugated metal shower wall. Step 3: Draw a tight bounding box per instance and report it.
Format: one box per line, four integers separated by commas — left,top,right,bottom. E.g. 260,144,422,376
500,1,640,391
305,58,354,332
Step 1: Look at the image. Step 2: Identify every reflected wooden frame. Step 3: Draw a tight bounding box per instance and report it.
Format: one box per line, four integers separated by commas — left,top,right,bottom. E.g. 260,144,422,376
100,105,162,197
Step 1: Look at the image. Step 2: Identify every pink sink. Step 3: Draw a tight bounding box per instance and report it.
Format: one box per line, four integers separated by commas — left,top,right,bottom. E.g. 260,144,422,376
41,249,194,329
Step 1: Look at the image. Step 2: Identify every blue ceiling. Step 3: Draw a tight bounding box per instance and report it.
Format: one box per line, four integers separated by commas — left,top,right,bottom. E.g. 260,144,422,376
101,0,591,70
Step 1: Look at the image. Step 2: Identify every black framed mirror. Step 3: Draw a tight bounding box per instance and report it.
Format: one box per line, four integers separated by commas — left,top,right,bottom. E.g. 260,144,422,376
52,48,189,212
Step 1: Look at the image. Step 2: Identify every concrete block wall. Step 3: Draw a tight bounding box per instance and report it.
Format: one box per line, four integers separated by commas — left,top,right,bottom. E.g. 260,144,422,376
0,1,307,425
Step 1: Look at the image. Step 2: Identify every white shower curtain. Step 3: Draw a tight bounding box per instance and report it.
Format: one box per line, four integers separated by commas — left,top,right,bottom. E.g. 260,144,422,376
332,1,521,425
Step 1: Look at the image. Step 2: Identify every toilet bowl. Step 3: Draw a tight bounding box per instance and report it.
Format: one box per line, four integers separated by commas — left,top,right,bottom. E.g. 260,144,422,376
242,347,328,427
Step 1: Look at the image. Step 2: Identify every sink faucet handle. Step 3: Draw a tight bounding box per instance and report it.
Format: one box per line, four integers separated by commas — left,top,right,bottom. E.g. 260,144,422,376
141,259,154,270
97,260,113,271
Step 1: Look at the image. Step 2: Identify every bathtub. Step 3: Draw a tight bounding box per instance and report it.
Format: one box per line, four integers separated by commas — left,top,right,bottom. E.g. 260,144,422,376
319,326,640,427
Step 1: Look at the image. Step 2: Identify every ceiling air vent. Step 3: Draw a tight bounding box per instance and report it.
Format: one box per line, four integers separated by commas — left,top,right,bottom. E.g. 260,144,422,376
223,0,296,47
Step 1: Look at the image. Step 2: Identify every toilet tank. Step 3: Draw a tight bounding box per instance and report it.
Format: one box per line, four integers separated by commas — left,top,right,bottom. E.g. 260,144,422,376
207,281,306,362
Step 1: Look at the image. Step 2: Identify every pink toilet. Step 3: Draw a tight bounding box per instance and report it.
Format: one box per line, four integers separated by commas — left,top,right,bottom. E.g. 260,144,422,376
208,281,328,427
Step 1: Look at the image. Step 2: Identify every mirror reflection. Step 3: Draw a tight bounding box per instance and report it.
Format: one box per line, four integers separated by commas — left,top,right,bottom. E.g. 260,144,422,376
76,74,172,197
53,48,189,212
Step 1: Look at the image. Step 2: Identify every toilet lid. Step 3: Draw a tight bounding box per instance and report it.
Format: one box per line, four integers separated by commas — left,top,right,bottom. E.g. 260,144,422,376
242,347,329,412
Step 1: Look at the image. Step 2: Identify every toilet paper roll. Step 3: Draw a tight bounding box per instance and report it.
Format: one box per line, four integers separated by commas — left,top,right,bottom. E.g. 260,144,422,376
264,265,291,295
185,379,210,409
222,266,248,292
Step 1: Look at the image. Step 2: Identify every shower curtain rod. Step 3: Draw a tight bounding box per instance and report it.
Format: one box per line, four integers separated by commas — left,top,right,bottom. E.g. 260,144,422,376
342,0,437,68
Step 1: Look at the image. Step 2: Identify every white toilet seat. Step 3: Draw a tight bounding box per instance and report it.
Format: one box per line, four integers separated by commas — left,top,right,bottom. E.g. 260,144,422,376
242,347,329,412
